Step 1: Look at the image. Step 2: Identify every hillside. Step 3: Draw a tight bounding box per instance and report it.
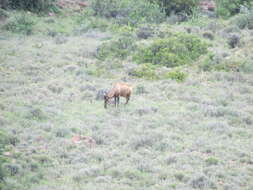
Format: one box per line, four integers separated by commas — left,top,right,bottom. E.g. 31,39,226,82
0,1,253,189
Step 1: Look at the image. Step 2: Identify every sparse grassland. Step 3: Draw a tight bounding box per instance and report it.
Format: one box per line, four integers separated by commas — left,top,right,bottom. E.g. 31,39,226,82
0,1,253,190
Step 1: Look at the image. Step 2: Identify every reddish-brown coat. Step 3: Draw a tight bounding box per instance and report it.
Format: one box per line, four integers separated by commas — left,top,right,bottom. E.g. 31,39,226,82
104,82,133,108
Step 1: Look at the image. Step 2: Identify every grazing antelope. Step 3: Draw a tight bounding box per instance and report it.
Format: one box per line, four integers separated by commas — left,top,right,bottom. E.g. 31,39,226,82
104,82,133,109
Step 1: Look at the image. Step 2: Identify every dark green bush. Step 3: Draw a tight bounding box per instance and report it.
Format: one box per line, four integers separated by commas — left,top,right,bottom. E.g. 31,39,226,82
231,12,253,29
134,33,208,67
3,13,34,35
216,0,252,17
90,0,166,26
227,33,241,48
0,8,8,19
136,24,154,39
2,0,57,12
149,0,200,16
0,0,9,9
96,34,137,60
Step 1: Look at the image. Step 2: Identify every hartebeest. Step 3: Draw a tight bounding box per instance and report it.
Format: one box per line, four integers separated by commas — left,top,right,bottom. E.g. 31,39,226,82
104,82,133,109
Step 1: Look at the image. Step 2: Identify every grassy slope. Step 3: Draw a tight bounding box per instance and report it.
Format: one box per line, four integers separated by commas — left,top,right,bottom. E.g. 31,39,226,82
0,9,253,190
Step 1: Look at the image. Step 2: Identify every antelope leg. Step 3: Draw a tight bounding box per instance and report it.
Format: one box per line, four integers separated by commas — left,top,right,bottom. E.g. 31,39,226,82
114,96,117,107
125,96,130,104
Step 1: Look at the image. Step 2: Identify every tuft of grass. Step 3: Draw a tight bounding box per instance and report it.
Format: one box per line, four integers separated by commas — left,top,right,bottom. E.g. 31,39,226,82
3,163,21,176
135,85,148,95
174,172,185,182
164,70,188,82
26,108,47,121
190,175,216,189
55,128,70,138
205,157,219,166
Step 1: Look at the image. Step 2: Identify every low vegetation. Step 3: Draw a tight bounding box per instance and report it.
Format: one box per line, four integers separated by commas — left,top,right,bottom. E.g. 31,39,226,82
3,13,35,35
90,0,166,26
0,131,9,189
1,0,57,12
134,33,209,67
1,0,253,190
150,0,200,15
215,0,253,17
96,34,137,60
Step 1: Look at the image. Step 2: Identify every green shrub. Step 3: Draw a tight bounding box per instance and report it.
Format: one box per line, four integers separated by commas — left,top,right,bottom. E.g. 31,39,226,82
2,0,57,12
164,70,188,82
199,54,216,71
3,13,34,35
90,0,166,26
96,34,137,60
130,63,159,80
230,12,253,29
202,32,214,40
26,108,47,120
174,172,185,181
205,157,219,166
0,8,8,19
227,33,240,48
199,54,243,72
149,0,200,16
129,64,187,81
136,24,154,39
216,0,252,18
240,61,253,73
231,14,249,29
134,33,208,67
